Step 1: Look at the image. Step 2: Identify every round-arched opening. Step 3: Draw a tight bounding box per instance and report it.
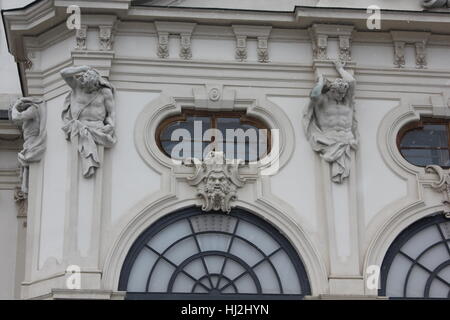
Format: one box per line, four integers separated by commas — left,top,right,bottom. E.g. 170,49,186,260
379,213,450,299
118,207,311,300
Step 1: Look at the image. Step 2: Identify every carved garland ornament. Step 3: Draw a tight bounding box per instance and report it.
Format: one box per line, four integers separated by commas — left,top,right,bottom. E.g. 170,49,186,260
184,151,245,213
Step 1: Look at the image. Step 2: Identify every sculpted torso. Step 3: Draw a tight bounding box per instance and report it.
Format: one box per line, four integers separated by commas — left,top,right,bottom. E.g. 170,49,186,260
22,107,40,138
70,88,108,122
315,96,353,133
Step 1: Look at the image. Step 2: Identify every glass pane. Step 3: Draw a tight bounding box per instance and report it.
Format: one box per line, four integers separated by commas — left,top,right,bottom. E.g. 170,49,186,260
204,255,225,275
190,214,237,234
400,124,448,148
253,261,281,294
400,149,450,167
438,265,450,283
147,259,176,292
127,248,158,292
418,243,449,271
147,219,192,253
401,225,442,259
217,117,267,161
234,273,258,294
183,258,207,280
160,117,211,159
222,259,246,280
406,266,429,298
386,254,412,297
270,250,302,294
197,233,231,252
165,237,198,265
171,272,196,293
236,220,279,255
429,277,449,298
229,238,264,266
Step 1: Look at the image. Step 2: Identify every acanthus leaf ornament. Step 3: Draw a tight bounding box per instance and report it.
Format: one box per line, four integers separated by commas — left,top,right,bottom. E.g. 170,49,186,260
184,151,245,213
426,165,450,218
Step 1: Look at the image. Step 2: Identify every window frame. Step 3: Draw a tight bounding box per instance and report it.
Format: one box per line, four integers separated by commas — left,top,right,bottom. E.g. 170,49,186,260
155,109,272,162
397,117,450,168
379,213,450,299
118,207,312,300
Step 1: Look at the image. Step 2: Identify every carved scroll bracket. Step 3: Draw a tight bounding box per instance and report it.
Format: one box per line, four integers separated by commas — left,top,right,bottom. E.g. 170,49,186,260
425,165,450,218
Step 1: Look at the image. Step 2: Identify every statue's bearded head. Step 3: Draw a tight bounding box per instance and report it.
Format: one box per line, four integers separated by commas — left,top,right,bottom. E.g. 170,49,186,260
78,69,101,92
327,78,349,102
204,171,231,210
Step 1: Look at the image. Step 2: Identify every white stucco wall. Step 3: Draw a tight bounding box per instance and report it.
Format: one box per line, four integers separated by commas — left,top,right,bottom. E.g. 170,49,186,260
1,0,449,299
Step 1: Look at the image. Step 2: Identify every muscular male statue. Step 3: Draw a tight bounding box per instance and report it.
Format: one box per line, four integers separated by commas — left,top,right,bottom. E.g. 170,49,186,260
303,61,358,183
61,66,116,178
11,97,46,193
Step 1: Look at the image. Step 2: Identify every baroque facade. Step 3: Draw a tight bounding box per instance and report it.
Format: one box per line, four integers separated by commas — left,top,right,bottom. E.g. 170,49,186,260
0,0,450,300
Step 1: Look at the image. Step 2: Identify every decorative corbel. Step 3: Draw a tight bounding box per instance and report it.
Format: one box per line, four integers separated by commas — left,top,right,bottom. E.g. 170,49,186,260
312,34,328,60
232,25,272,63
180,33,192,60
157,31,169,58
75,25,87,50
393,41,406,68
235,35,247,62
183,151,245,213
257,36,269,63
339,35,352,62
309,24,354,61
154,22,196,59
426,165,450,218
391,31,430,69
415,41,427,69
99,25,114,51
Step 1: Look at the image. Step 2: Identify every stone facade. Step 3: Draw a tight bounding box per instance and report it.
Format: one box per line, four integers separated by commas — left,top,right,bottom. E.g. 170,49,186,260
0,0,450,299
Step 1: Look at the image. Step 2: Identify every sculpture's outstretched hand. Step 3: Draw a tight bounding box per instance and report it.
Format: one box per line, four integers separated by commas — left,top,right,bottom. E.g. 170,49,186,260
333,60,346,70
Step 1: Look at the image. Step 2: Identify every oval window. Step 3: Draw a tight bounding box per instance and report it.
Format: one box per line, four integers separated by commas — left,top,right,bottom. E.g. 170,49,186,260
156,110,271,162
398,118,450,167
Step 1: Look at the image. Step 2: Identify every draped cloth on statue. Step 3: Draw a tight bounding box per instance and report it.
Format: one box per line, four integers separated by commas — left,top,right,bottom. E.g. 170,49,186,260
303,101,358,184
61,92,116,178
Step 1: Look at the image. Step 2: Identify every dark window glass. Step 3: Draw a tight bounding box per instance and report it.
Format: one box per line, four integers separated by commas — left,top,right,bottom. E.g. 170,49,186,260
157,111,270,162
398,119,450,167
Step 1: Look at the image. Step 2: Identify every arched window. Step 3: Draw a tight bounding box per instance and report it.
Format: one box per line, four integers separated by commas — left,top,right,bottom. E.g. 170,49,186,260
379,213,450,299
156,110,270,162
118,207,311,299
398,118,450,167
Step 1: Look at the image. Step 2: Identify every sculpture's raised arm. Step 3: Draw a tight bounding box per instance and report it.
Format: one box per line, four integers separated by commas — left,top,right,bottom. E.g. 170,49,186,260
334,60,355,97
11,98,39,122
60,65,90,89
310,74,326,101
